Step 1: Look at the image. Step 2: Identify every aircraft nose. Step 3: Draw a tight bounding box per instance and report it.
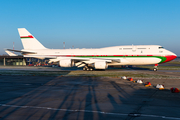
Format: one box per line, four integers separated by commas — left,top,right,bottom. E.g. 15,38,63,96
162,52,177,63
170,51,177,56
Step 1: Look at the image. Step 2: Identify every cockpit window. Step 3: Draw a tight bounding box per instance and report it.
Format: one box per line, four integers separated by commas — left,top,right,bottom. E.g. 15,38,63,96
159,47,164,49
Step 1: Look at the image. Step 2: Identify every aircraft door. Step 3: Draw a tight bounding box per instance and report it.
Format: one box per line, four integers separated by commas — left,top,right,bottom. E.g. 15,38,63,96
123,52,126,58
132,45,136,52
121,48,126,58
120,47,126,58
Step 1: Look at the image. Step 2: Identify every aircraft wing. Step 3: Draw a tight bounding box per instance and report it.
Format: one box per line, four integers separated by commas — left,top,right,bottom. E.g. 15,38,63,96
71,57,127,68
24,55,57,59
56,57,113,62
54,57,122,67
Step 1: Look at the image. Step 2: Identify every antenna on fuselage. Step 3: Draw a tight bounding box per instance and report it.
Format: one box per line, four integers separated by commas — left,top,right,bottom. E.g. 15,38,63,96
63,42,65,49
13,42,14,53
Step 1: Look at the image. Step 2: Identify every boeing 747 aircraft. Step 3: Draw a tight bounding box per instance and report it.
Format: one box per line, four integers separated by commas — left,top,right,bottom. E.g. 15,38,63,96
6,28,177,71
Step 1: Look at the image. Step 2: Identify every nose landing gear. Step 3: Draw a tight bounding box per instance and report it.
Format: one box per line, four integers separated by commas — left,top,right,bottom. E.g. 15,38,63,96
153,64,158,71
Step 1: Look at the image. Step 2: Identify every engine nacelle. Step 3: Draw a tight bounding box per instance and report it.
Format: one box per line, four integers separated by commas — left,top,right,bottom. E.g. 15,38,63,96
59,59,74,67
94,61,108,69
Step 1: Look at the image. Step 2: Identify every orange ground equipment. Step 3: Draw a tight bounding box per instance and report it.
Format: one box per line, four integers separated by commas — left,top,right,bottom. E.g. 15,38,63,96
170,88,180,93
145,82,151,87
128,78,133,81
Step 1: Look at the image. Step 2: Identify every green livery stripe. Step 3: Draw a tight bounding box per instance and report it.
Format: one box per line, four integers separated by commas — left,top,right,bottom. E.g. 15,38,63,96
155,56,167,63
21,37,30,39
71,55,167,63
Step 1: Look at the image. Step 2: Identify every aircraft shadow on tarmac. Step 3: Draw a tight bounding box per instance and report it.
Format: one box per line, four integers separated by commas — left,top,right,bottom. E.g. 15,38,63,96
107,66,151,71
0,76,180,120
57,66,151,71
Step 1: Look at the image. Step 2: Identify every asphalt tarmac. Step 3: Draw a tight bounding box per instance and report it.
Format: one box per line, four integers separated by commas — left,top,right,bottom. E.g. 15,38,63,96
0,70,180,120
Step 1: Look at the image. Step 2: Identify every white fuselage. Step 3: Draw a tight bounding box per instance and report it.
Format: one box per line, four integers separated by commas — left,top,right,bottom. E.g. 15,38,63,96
6,28,176,70
23,45,176,66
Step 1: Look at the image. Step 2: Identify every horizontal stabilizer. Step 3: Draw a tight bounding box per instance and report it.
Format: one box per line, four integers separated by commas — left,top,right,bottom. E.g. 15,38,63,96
5,49,36,54
5,50,18,56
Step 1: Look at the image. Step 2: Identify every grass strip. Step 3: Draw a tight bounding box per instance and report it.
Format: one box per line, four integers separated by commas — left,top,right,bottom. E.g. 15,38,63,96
0,70,179,79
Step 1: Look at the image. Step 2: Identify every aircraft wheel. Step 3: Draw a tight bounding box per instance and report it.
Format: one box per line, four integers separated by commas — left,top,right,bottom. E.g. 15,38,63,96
153,68,157,71
89,68,93,71
83,67,86,71
86,68,89,71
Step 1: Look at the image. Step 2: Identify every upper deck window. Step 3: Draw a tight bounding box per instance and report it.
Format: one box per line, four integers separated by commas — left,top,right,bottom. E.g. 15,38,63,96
137,48,146,49
123,48,132,50
159,47,164,49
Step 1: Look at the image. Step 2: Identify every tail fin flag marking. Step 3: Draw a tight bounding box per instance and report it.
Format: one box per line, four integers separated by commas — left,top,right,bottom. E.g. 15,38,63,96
20,35,34,39
18,28,47,50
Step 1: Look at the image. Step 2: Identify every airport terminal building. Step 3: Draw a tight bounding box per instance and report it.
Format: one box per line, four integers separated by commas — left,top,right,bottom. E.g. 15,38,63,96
0,55,49,66
0,56,26,66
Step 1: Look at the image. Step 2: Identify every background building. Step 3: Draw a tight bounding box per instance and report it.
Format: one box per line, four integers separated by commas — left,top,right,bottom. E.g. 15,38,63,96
0,56,26,66
0,56,49,66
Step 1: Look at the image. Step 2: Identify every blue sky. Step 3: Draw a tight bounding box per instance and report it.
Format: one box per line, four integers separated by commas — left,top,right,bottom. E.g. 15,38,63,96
0,0,180,56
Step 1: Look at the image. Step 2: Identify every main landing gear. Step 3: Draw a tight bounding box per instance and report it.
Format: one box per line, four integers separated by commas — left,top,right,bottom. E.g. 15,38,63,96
83,66,94,71
153,64,158,71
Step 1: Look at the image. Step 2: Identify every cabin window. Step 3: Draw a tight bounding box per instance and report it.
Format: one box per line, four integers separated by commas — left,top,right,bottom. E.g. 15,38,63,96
119,48,122,50
159,51,163,53
123,48,132,50
137,48,146,49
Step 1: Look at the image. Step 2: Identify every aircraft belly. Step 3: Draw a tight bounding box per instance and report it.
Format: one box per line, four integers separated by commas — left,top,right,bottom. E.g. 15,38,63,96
127,57,161,65
108,57,161,66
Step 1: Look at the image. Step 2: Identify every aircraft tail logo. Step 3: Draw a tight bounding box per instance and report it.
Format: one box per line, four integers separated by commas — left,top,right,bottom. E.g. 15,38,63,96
18,28,46,50
20,35,34,39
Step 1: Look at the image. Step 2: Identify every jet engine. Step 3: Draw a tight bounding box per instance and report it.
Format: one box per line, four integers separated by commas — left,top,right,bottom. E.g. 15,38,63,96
59,59,74,67
94,61,108,69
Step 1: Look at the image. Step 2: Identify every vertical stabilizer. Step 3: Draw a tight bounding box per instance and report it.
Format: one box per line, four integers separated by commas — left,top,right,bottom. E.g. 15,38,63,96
18,28,47,50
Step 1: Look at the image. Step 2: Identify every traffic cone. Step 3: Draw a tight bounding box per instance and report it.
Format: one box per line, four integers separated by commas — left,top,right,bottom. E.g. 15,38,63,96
171,88,180,93
145,82,151,87
156,84,164,90
121,76,127,80
128,78,133,81
137,80,143,84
